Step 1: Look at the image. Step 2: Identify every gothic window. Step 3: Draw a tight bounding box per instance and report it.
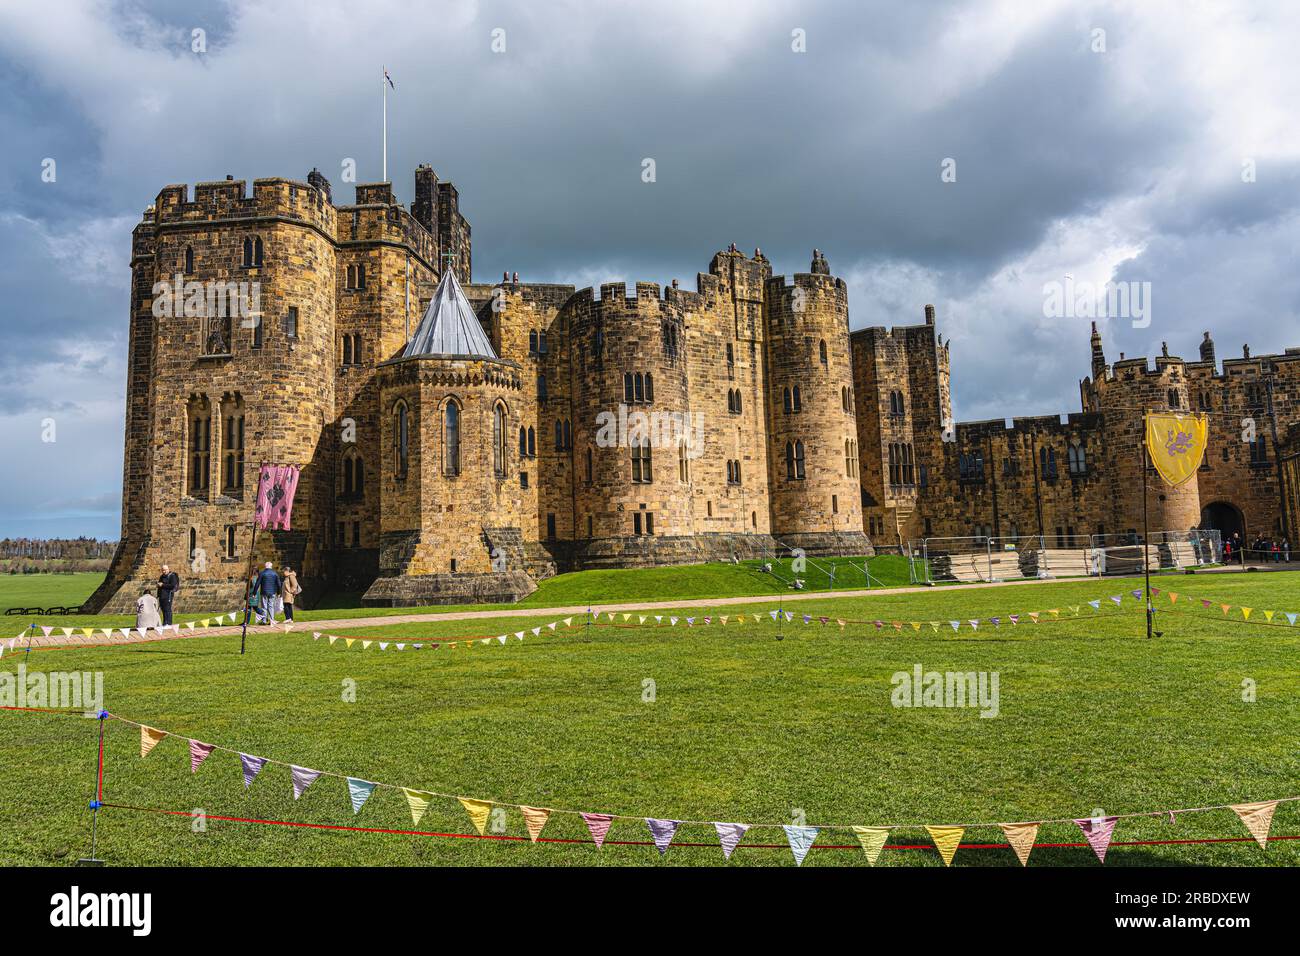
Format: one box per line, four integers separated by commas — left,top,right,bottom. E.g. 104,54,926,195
283,306,298,339
250,315,263,349
624,372,654,404
493,403,507,478
726,343,734,378
902,443,914,484
793,386,802,412
1067,443,1087,477
538,332,548,355
1040,446,1058,479
444,400,462,476
221,395,244,493
1250,436,1269,464
555,420,564,451
785,440,806,480
819,339,828,367
1167,389,1180,409
783,387,792,414
393,401,409,479
189,527,197,560
187,397,211,496
527,426,536,458
959,451,985,481
538,374,548,402
563,419,571,451
845,439,858,478
889,444,900,485
529,331,538,355
184,245,194,275
519,426,528,457
678,441,690,483
343,335,353,366
225,525,236,559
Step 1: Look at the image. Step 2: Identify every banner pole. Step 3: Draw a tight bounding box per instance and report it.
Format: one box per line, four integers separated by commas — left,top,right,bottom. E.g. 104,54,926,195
78,709,107,865
1141,415,1153,640
239,466,266,656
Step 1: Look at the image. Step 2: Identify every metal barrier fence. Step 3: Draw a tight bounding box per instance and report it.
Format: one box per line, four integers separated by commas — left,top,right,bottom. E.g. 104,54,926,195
912,530,1222,584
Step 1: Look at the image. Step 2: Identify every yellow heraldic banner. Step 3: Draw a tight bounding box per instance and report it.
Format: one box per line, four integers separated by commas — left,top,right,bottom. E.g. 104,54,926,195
1145,412,1208,487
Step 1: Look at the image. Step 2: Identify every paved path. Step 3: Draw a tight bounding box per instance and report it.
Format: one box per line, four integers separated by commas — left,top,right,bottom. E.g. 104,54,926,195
8,563,1286,652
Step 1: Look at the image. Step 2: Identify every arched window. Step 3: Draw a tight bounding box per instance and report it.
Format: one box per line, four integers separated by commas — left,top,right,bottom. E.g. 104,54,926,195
394,401,409,479
678,441,690,483
819,339,828,366
794,440,806,479
243,236,263,268
189,527,197,560
1040,446,1058,479
538,375,547,402
785,441,806,480
793,386,802,412
585,447,594,483
527,426,536,458
519,426,528,457
221,394,244,493
444,400,461,476
783,387,792,414
184,245,194,275
529,330,538,354
1067,443,1086,477
187,397,210,496
254,237,264,266
563,419,571,450
243,237,253,268
493,403,507,478
555,420,564,451
845,439,857,478
356,264,364,290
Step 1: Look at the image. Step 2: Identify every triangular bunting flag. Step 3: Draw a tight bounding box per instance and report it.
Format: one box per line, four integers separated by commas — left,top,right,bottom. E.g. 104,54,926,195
348,778,377,814
714,822,749,860
1231,801,1278,850
362,641,372,650
291,765,322,800
344,638,355,648
770,610,779,621
459,798,492,835
189,743,214,775
1287,613,1298,626
1088,600,1100,610
1074,816,1119,863
852,826,889,865
401,789,431,825
1264,610,1274,622
521,806,552,842
783,825,819,866
1000,822,1039,867
140,726,165,759
1241,607,1252,620
328,635,338,645
926,826,964,866
239,753,267,788
582,812,614,848
646,818,681,856
949,621,960,632
1168,592,1179,603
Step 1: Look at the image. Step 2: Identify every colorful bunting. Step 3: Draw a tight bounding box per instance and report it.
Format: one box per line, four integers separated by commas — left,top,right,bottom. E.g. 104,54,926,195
239,753,267,788
783,825,819,866
1074,816,1119,863
459,797,492,835
140,726,165,759
715,822,749,860
291,765,321,800
646,818,681,856
405,789,432,825
1231,801,1278,850
348,778,377,814
852,826,889,865
582,812,614,848
521,806,552,843
999,822,1039,867
926,826,964,866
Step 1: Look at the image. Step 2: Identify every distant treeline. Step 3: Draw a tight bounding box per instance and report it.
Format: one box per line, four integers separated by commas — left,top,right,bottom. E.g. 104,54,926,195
0,537,117,560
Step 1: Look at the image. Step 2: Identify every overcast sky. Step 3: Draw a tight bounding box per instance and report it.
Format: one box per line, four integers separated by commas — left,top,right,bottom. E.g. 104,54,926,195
2,0,1298,539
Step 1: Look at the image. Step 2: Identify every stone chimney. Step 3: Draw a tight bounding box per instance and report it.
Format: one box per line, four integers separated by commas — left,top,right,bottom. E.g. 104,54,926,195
924,304,936,325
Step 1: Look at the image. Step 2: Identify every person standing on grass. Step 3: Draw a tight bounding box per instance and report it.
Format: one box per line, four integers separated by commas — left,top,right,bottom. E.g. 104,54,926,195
245,571,263,626
281,565,301,622
256,561,281,625
136,588,162,631
157,564,179,626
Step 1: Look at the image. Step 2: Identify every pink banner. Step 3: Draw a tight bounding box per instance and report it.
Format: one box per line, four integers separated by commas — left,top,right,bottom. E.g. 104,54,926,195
255,464,301,531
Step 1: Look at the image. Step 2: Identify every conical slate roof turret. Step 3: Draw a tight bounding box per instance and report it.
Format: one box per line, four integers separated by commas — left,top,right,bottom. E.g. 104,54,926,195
403,268,498,359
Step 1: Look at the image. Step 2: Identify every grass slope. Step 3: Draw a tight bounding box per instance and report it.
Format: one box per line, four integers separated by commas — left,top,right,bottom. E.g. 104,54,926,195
2,571,1297,867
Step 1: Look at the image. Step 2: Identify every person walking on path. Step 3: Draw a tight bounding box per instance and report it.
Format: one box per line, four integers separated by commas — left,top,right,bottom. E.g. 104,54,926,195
244,572,262,626
281,565,301,622
256,562,281,625
157,565,179,626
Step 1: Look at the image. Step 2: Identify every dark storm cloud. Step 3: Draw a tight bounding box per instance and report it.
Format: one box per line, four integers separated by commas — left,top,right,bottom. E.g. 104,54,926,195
1,0,1299,537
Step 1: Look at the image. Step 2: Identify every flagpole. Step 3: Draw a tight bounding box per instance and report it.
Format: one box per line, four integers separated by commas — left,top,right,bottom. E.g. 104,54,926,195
382,65,387,183
1140,414,1153,640
239,465,266,656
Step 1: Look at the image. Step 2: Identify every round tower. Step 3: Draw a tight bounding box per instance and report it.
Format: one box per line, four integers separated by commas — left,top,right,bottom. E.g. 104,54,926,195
567,283,696,566
763,253,868,555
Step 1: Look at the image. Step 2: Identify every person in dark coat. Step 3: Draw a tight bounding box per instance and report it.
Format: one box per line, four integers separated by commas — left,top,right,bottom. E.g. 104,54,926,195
255,562,281,625
157,565,179,626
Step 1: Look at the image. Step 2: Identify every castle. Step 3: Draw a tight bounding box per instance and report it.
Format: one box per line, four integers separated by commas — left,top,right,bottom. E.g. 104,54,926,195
86,164,1300,611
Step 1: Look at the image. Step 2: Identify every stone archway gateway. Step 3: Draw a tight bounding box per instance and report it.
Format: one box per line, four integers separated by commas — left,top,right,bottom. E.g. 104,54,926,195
1200,500,1245,545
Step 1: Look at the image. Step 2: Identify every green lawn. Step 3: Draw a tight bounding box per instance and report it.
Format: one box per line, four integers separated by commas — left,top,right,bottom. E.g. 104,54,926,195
0,556,919,629
3,570,1298,867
